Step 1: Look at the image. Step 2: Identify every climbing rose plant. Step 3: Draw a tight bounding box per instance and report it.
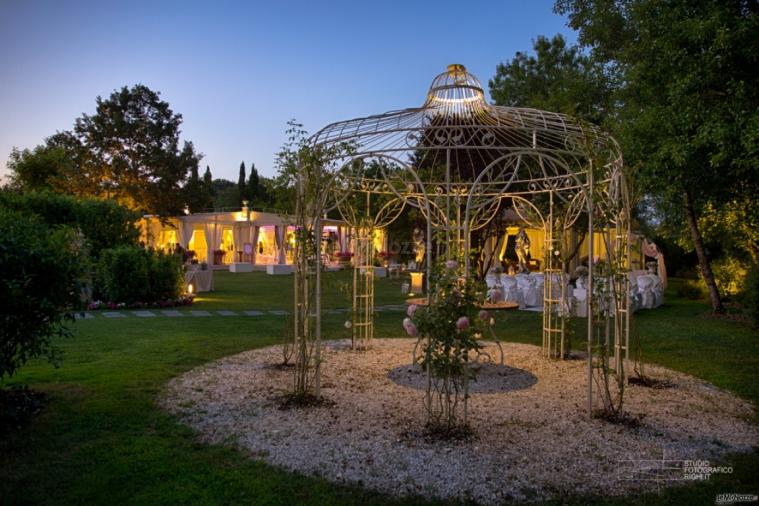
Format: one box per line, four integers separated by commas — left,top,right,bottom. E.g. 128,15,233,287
405,260,488,435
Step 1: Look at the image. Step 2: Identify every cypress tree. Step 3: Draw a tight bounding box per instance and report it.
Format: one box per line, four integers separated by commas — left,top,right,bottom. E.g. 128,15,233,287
247,163,260,205
237,161,247,205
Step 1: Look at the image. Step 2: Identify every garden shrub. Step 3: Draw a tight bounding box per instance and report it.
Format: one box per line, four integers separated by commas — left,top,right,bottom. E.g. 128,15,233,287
740,263,759,328
147,250,184,301
0,209,89,381
0,190,139,257
96,247,150,304
676,279,706,300
708,256,748,299
95,246,182,304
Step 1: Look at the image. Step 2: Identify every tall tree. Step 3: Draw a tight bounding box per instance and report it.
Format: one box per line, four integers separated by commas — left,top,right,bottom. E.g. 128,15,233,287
183,162,205,213
201,165,215,211
556,0,759,312
75,84,201,216
247,162,260,205
7,145,73,192
237,161,247,205
489,34,612,125
7,132,99,197
7,85,201,217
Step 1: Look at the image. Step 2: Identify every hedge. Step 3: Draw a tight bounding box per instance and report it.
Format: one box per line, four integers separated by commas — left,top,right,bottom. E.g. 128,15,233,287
95,246,183,304
0,190,140,257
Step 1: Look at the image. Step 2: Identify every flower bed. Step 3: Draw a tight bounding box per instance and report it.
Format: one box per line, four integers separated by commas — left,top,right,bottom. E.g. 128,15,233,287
87,295,194,311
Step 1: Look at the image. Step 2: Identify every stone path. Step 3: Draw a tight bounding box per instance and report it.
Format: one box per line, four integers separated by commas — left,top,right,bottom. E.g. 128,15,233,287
75,304,408,319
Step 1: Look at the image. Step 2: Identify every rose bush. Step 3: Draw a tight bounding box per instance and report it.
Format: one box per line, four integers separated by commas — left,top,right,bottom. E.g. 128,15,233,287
404,260,488,435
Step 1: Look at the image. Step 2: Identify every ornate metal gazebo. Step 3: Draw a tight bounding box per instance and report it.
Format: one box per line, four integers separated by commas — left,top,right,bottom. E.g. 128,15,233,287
291,64,632,415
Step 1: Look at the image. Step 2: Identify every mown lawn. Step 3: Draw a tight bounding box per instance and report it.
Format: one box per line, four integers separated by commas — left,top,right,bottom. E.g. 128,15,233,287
1,272,757,505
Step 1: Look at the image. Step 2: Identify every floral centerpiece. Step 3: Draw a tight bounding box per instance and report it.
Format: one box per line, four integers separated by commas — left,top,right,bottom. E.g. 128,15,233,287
403,259,490,437
377,250,392,267
212,248,226,265
335,251,354,266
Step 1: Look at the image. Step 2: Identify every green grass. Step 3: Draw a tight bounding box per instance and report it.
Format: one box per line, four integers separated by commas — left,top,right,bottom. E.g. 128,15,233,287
188,270,408,311
1,273,758,505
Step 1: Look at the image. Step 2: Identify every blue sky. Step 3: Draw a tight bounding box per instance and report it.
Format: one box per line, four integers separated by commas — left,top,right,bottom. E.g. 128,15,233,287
0,0,576,181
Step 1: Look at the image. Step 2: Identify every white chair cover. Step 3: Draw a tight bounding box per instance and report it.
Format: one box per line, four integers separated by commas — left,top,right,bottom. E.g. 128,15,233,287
651,275,664,308
500,275,522,306
573,281,588,317
487,286,503,302
532,273,545,308
637,275,655,309
519,274,541,307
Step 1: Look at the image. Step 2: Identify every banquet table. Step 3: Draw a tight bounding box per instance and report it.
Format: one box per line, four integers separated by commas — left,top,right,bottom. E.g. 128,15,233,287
184,270,214,292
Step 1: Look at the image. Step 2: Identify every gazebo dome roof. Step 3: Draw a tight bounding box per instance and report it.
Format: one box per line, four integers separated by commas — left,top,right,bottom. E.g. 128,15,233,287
311,65,618,172
425,64,487,109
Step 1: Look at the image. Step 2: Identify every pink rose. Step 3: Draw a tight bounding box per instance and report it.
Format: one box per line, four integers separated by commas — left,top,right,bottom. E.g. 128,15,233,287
403,318,418,337
456,316,470,330
407,304,417,317
479,310,489,321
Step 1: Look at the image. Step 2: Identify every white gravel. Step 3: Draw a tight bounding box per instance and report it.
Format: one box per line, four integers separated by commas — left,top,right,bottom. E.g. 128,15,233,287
160,338,759,504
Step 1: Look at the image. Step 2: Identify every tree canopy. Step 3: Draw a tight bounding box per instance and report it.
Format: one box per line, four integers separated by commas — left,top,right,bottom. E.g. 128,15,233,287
489,34,612,125
8,84,201,216
553,0,759,311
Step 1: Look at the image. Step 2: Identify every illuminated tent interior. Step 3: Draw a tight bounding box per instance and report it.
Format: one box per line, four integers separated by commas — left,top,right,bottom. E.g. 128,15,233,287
140,207,349,268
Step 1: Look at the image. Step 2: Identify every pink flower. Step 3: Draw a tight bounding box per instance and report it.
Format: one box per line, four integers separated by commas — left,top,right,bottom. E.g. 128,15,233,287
456,316,470,330
478,310,489,321
403,318,418,337
407,304,417,317
445,260,458,270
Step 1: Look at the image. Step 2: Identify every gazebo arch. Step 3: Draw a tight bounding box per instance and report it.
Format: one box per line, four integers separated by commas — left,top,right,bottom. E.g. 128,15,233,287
291,64,632,416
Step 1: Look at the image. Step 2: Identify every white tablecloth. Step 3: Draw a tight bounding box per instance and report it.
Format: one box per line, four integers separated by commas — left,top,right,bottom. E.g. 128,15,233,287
185,270,214,292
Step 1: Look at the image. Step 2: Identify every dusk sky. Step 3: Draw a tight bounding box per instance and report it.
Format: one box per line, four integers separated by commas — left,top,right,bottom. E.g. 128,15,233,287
0,0,577,182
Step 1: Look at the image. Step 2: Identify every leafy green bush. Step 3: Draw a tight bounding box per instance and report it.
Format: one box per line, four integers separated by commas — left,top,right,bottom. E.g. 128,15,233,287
0,190,139,257
740,263,759,328
96,247,150,304
95,246,182,304
0,209,88,381
676,279,706,300
147,250,184,301
709,256,748,300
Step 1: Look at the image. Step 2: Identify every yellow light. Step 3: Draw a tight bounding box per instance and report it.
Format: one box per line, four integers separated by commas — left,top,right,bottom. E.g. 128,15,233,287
410,272,424,294
429,94,484,104
187,283,194,294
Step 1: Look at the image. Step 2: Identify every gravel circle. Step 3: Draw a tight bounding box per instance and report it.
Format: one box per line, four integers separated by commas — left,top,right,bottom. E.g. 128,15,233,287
161,338,759,504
